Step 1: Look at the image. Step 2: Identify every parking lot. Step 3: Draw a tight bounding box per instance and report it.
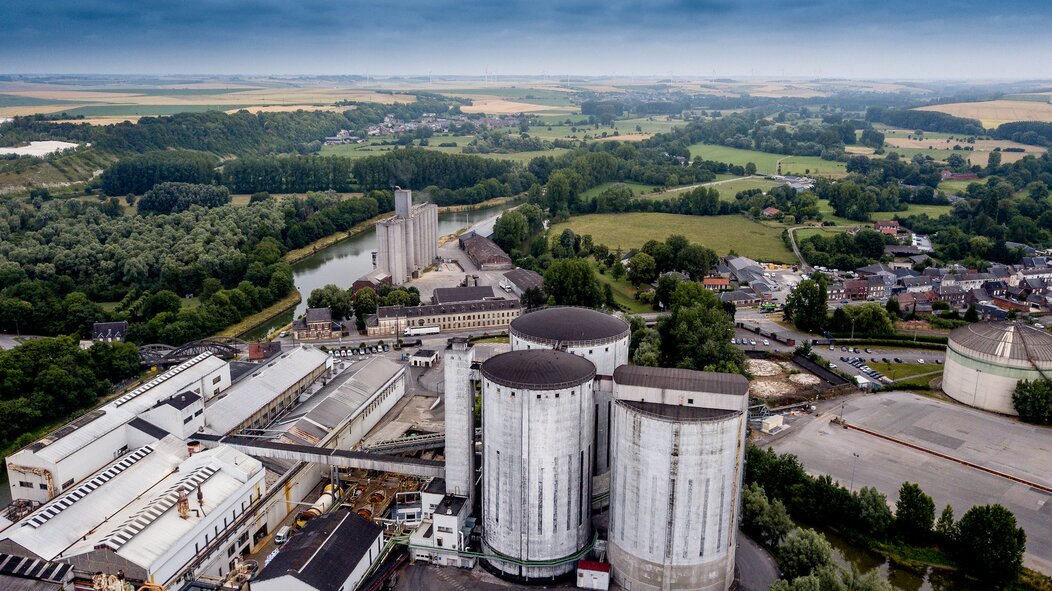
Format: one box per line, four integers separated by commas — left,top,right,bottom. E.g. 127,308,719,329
768,392,1052,574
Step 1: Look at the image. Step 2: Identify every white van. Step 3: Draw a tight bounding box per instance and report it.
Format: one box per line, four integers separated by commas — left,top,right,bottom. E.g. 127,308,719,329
274,525,291,545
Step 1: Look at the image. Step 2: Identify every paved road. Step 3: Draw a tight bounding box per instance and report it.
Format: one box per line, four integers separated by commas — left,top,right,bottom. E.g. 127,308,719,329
769,392,1052,574
737,532,781,591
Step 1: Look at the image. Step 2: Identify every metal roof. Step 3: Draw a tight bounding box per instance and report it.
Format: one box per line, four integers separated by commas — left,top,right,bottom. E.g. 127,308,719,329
432,286,495,304
205,347,329,435
254,511,381,590
949,321,1052,363
481,350,596,390
613,365,749,396
509,307,630,345
617,400,740,422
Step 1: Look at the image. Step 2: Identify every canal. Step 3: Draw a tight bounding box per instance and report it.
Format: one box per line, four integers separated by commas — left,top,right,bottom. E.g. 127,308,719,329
241,202,516,340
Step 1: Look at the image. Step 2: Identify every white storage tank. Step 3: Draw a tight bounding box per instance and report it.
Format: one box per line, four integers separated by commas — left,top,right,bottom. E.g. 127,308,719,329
608,366,749,591
509,307,631,482
480,349,597,581
943,321,1052,415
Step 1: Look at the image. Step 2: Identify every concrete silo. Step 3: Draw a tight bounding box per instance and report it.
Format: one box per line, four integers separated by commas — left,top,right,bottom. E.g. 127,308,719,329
943,321,1052,415
480,349,597,581
608,366,750,591
509,307,631,490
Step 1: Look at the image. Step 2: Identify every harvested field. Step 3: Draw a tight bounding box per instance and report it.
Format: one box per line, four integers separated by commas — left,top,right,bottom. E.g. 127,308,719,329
460,98,572,114
223,105,346,114
50,117,141,125
915,99,1052,128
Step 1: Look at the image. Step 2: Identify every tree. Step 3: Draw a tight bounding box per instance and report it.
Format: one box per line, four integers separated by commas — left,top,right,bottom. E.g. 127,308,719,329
779,529,834,580
742,483,793,549
895,482,935,543
953,505,1026,584
657,284,746,374
987,150,1002,170
855,486,893,538
678,244,717,280
492,210,529,253
611,257,625,280
783,277,828,333
142,290,183,319
352,287,379,329
602,283,616,309
745,162,757,175
1012,379,1052,424
964,304,980,322
307,284,354,320
521,286,547,310
626,252,657,287
935,505,957,546
885,297,901,317
542,258,602,308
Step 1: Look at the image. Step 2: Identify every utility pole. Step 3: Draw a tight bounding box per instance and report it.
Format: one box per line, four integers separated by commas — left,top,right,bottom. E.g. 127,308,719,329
849,452,861,491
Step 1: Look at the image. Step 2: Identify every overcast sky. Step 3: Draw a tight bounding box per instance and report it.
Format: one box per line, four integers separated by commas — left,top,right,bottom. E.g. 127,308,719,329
3,0,1051,78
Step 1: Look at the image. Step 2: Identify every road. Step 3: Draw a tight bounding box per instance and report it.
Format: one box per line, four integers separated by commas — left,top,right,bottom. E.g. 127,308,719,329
737,533,781,591
768,392,1052,574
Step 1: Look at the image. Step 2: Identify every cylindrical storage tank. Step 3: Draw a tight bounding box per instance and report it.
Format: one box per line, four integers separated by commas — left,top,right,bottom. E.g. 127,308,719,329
943,321,1052,415
509,307,631,485
608,395,748,590
480,350,597,582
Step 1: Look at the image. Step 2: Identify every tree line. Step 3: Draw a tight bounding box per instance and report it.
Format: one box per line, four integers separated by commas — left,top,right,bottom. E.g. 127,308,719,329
865,107,986,135
100,150,218,195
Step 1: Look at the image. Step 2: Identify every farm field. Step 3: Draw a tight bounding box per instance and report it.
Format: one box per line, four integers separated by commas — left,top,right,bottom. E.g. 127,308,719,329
914,99,1052,128
938,180,976,194
581,181,659,199
883,136,1044,166
551,213,797,263
687,143,846,175
642,176,783,202
320,138,568,163
795,227,851,240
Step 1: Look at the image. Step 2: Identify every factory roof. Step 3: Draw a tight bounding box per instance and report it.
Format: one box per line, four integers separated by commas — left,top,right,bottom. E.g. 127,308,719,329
254,511,381,591
271,357,404,446
0,552,72,591
613,365,750,396
432,285,495,304
509,307,630,345
481,350,596,390
205,347,329,435
436,494,467,517
503,268,543,291
160,391,200,411
618,400,740,422
949,321,1052,363
20,354,226,464
377,298,519,319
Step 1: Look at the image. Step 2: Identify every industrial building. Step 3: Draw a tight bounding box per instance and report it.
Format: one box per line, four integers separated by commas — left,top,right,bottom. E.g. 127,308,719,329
480,349,598,580
943,321,1052,415
375,189,438,285
252,511,383,591
6,353,230,504
509,307,631,495
607,367,749,591
368,298,521,336
459,232,513,270
0,436,264,589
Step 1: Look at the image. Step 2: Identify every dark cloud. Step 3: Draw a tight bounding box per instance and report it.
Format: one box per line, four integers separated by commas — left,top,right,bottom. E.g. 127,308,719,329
1,0,1050,76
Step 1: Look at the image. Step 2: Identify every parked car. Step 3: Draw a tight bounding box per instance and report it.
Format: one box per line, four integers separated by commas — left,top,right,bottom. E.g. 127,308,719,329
936,359,943,364
918,359,926,364
279,331,288,338
763,339,770,346
750,340,757,346
829,363,836,369
829,345,835,351
893,357,902,363
882,358,889,363
865,348,873,354
840,356,848,362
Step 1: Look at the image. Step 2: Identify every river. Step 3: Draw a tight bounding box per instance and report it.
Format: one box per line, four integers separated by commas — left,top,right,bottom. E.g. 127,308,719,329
241,202,516,340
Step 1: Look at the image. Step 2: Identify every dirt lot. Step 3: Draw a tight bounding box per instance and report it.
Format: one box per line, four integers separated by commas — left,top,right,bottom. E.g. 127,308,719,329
747,359,821,399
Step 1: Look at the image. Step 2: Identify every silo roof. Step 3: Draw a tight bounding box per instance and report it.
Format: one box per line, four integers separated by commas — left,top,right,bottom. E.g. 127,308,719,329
949,321,1052,363
510,307,630,344
613,365,749,396
618,400,740,422
481,350,596,390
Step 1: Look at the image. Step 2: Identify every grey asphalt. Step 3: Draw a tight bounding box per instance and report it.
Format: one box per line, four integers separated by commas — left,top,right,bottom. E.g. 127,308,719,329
769,392,1052,575
737,532,781,591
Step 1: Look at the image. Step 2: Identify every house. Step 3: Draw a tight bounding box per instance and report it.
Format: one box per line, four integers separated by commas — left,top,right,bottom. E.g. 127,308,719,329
718,290,761,308
351,269,392,295
939,171,979,182
92,321,128,342
826,281,847,301
252,511,383,591
702,277,731,292
761,207,781,219
874,220,899,236
247,341,282,361
856,263,894,277
293,308,343,340
884,244,921,258
936,284,967,307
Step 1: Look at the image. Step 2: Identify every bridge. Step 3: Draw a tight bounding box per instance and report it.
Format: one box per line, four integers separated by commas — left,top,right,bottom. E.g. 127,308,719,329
139,336,245,366
193,434,445,478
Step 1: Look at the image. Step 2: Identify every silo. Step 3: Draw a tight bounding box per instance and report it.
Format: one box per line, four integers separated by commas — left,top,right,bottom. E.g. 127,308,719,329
944,321,1052,415
608,366,749,591
509,307,631,487
480,349,597,581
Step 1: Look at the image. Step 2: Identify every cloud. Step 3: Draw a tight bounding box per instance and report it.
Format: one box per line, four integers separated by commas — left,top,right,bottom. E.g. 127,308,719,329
1,0,1050,77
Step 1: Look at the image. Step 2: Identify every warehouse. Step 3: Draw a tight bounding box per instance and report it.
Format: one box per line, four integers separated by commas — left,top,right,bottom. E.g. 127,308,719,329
459,232,513,270
6,353,229,504
203,346,332,435
0,436,264,589
368,298,521,336
943,321,1052,415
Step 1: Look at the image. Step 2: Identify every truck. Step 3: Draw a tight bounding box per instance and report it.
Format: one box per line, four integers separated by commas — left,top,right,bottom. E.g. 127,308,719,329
404,325,441,337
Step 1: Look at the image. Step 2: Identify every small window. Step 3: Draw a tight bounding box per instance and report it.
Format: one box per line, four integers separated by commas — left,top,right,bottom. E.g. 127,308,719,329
212,375,222,385
38,483,48,490
18,481,32,488
688,398,694,404
537,394,541,399
555,392,560,398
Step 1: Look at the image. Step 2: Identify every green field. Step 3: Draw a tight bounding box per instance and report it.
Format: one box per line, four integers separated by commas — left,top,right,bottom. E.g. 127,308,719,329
872,204,952,220
869,362,941,387
687,143,847,175
816,200,859,225
320,139,567,163
551,213,797,263
640,176,781,201
938,180,977,195
591,260,651,313
54,104,243,117
795,227,851,240
582,181,659,199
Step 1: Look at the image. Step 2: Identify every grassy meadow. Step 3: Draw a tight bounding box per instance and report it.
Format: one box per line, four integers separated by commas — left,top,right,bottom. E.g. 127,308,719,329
686,143,846,175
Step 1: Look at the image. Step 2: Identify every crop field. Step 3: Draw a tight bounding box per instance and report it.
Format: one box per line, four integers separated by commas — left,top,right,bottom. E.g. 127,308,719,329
872,204,952,220
914,99,1052,128
641,176,783,202
551,213,796,263
686,143,846,175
